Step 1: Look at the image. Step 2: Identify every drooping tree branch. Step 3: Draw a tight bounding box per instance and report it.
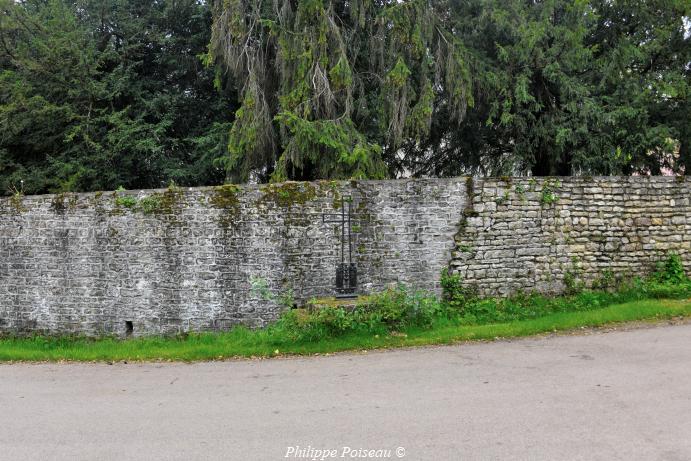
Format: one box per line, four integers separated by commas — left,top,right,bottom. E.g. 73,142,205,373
209,0,473,181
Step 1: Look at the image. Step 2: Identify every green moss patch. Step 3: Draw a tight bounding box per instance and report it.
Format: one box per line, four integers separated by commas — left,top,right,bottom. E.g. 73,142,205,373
258,182,317,208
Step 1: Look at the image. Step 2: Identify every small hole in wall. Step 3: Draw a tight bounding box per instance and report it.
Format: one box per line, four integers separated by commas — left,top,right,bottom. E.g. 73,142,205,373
125,321,133,337
292,303,298,310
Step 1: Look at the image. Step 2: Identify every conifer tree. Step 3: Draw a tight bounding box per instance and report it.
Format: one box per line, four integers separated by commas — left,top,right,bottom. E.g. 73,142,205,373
208,0,474,181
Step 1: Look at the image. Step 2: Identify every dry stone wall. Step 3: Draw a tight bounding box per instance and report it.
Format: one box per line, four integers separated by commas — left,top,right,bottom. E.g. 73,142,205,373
0,176,688,336
451,176,690,295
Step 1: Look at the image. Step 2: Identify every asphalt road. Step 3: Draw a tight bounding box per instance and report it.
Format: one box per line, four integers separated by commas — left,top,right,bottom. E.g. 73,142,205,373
1,323,691,461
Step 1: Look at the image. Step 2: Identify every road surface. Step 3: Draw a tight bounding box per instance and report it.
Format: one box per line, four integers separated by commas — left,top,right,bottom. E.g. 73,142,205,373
1,323,691,460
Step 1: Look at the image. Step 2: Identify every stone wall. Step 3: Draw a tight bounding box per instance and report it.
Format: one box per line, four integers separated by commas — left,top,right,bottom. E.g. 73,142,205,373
451,176,690,295
0,176,688,336
0,179,467,336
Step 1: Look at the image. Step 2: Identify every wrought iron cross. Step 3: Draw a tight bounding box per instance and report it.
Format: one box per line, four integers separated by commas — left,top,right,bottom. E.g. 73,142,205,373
322,196,357,297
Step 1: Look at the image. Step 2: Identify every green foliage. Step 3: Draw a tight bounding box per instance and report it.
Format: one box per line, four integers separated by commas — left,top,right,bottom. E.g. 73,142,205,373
268,261,691,343
358,285,444,330
564,270,584,295
2,1,689,188
592,269,616,291
442,278,691,326
458,244,473,253
272,285,444,342
138,196,163,215
116,197,137,209
394,0,690,178
258,182,317,208
243,254,691,342
328,57,353,89
112,184,184,214
1,0,234,195
273,307,355,342
494,189,510,205
9,189,25,212
250,276,295,310
114,188,138,209
440,268,477,313
386,58,412,88
209,0,472,181
540,179,560,205
4,298,690,361
249,276,273,301
438,253,690,325
272,113,386,181
654,253,688,284
209,184,241,214
514,184,526,201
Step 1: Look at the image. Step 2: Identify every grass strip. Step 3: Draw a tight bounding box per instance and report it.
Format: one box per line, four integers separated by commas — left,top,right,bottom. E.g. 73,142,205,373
0,298,689,362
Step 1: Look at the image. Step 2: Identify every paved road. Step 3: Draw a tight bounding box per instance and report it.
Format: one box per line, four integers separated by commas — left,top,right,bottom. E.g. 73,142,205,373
1,324,691,461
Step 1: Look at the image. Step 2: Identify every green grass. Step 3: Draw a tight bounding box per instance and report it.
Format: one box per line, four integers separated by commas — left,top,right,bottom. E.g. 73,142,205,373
1,298,689,362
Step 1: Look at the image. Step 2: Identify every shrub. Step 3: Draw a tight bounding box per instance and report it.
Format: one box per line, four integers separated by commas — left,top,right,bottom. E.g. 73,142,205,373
358,285,443,329
266,252,690,342
654,253,687,284
592,269,616,291
273,307,354,342
440,267,477,313
270,285,443,342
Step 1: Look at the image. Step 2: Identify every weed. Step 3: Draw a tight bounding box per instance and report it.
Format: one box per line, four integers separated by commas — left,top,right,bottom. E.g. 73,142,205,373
250,276,294,310
440,268,478,313
563,270,583,294
271,284,444,342
7,182,26,212
359,285,444,330
540,178,560,205
514,184,526,201
592,269,616,290
495,189,510,205
138,195,162,214
438,253,689,325
458,244,473,253
114,187,138,209
2,298,690,361
654,253,686,283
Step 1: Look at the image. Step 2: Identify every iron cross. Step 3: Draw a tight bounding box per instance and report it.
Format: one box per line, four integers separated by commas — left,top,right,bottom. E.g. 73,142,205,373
322,196,358,297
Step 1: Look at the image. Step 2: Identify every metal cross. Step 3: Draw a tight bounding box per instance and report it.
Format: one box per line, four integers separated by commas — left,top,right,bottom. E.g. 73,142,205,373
322,196,358,297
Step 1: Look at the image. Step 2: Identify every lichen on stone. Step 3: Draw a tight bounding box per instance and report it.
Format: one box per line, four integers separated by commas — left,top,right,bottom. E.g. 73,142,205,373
210,184,241,209
317,180,343,209
209,184,242,227
152,184,186,215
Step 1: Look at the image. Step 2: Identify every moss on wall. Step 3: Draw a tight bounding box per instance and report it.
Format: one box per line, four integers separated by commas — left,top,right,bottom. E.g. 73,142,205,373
209,184,242,227
258,182,317,208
